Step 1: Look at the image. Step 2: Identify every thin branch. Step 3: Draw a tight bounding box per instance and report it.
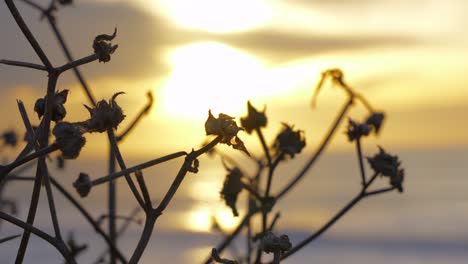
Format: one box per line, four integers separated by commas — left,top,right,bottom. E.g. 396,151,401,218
116,91,154,142
0,143,59,182
0,234,21,244
91,151,187,186
49,176,129,263
107,128,145,209
280,194,363,260
276,98,354,200
0,211,77,264
135,170,152,210
5,0,53,70
0,59,47,71
255,127,271,167
364,187,396,196
355,138,366,186
57,53,100,73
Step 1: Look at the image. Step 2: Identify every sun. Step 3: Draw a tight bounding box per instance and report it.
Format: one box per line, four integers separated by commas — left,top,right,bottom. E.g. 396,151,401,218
159,41,266,120
152,0,272,33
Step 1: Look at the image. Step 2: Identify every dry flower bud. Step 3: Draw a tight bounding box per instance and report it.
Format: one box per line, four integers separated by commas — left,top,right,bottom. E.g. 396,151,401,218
261,231,292,254
53,122,86,159
274,123,306,158
205,110,250,156
73,173,92,197
367,146,400,177
2,130,18,147
34,90,69,122
365,112,385,135
240,101,267,134
346,118,370,142
220,168,243,217
82,92,126,133
93,28,118,63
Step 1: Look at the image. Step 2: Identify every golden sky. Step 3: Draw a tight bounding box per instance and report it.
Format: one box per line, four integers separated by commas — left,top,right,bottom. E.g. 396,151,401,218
1,0,467,157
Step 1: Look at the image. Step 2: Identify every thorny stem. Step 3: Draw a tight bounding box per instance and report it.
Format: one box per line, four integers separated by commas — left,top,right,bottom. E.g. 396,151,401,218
276,98,354,200
91,151,187,186
0,211,76,264
0,59,47,71
107,128,145,209
5,0,53,70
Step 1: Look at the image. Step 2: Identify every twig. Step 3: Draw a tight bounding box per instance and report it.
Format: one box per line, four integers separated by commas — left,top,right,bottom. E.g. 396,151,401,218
107,128,145,209
0,211,76,264
0,59,47,71
116,91,154,142
91,151,187,186
0,234,21,244
355,138,366,186
57,54,100,73
276,98,354,200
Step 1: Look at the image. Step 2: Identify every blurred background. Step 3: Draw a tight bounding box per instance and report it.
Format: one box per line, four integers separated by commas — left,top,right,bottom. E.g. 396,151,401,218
0,0,467,263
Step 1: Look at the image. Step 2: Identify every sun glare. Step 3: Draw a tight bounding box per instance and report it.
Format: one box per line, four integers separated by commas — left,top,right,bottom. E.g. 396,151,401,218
185,205,241,233
154,0,272,33
160,42,267,120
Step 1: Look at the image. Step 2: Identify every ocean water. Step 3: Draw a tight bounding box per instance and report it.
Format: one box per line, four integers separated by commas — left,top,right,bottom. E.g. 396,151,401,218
0,147,467,263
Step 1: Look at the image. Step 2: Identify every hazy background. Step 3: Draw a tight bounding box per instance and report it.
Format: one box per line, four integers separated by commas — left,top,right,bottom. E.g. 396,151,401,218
0,0,467,263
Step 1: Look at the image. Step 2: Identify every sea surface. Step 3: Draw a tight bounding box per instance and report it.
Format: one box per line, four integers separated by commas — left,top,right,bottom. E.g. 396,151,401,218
0,147,467,263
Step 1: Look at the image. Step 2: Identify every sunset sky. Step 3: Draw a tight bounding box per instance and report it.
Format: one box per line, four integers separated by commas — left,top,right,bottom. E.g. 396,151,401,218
1,0,467,156
1,1,467,263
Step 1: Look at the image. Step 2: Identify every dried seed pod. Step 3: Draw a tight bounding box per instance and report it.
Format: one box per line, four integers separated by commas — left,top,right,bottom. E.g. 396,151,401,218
274,123,306,158
346,118,370,142
93,28,118,63
82,92,126,133
53,122,86,159
240,101,267,134
367,146,405,192
365,112,385,135
205,110,249,156
220,168,243,217
73,173,92,197
34,90,69,122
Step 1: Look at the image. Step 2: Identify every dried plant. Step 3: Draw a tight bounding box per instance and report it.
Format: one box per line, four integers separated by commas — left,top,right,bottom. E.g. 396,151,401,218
0,1,405,264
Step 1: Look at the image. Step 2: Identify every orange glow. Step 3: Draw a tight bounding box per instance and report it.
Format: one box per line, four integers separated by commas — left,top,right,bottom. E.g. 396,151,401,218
152,0,272,33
